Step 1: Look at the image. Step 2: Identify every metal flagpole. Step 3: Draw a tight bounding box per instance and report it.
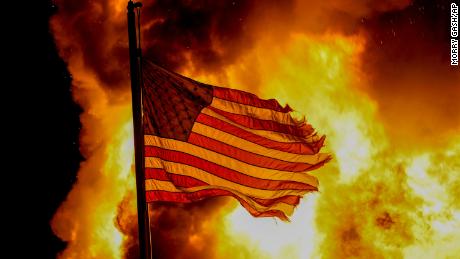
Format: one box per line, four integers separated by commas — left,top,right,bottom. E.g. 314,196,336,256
127,1,151,258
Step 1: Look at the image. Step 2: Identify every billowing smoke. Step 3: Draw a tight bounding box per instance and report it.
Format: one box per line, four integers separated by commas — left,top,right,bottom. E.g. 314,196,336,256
361,0,460,148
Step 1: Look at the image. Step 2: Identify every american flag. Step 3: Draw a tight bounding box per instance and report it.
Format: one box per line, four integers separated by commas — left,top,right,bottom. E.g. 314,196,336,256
141,59,330,221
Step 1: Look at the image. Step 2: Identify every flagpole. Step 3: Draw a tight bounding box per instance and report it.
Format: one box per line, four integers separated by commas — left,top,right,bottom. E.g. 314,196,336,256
127,1,151,258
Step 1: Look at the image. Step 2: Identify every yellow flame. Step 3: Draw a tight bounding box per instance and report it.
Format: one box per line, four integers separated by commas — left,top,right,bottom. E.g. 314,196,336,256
403,140,460,258
51,61,136,258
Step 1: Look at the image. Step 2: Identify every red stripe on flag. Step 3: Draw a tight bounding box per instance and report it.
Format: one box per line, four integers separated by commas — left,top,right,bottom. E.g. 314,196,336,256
196,113,324,155
145,168,207,186
239,201,289,221
253,195,300,206
145,171,302,207
146,189,229,203
146,189,289,220
208,106,313,138
145,146,316,191
188,132,317,172
146,169,302,206
213,86,293,113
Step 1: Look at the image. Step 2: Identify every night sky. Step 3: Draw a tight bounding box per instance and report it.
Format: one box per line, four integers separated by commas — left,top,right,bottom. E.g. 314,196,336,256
32,1,82,258
35,0,457,258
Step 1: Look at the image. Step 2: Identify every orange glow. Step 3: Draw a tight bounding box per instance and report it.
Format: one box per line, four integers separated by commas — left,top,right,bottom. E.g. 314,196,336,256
50,1,460,258
50,48,137,258
51,89,136,258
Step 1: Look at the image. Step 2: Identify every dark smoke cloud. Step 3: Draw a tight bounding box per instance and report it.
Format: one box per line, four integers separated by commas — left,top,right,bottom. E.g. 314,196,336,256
117,193,233,259
273,0,413,36
141,0,290,71
360,0,460,148
52,1,129,90
148,199,230,259
52,0,295,90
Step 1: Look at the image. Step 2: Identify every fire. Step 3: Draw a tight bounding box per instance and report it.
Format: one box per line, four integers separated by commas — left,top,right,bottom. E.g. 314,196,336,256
50,57,137,258
50,0,460,258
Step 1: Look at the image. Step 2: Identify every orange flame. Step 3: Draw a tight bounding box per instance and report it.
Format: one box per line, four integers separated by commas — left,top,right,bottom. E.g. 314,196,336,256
50,70,136,258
